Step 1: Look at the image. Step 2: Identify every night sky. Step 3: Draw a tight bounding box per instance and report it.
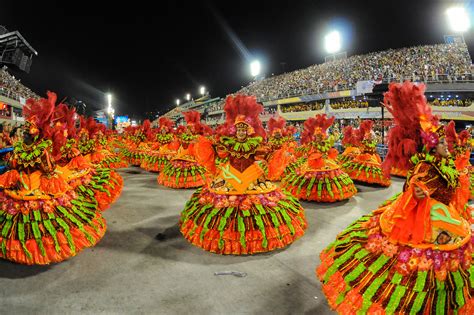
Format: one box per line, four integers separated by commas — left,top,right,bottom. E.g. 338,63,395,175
2,0,473,119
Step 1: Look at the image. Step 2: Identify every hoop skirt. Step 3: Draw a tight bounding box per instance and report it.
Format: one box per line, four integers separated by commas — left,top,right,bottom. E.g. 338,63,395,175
282,150,357,202
179,160,307,254
317,160,474,314
0,161,106,265
342,152,390,187
157,146,207,188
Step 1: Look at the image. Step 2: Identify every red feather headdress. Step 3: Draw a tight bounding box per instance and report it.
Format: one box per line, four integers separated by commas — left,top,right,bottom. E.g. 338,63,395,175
219,95,265,138
301,114,335,144
381,81,441,176
158,117,175,133
342,126,360,147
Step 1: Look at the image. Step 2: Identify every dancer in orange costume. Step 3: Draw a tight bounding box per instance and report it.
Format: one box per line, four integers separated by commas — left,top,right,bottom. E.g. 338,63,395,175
141,117,179,172
0,92,106,265
282,114,357,202
77,117,123,211
122,120,153,166
445,121,474,203
265,115,297,181
179,95,307,254
158,111,212,188
317,82,473,314
337,125,361,164
342,120,391,186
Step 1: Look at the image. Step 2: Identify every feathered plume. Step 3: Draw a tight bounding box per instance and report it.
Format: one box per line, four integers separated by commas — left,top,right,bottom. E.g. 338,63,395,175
219,95,265,138
342,126,359,147
268,116,286,134
445,121,457,153
381,81,439,176
23,91,57,138
357,120,374,142
182,110,213,136
301,114,335,144
158,117,175,132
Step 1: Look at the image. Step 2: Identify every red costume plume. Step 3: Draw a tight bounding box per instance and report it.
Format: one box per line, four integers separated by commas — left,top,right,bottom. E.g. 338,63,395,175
445,121,457,153
219,95,265,138
381,81,439,177
268,116,286,135
458,130,471,147
342,126,359,147
301,114,335,145
182,111,213,136
142,119,154,140
358,120,374,142
23,91,56,139
158,117,175,132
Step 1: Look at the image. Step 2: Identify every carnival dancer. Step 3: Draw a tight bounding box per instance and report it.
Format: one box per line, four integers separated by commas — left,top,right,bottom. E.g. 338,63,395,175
342,120,391,186
141,117,179,172
157,111,211,188
0,92,106,265
282,114,357,202
445,120,474,201
337,125,361,164
179,95,307,254
265,116,297,181
317,82,474,314
77,117,123,211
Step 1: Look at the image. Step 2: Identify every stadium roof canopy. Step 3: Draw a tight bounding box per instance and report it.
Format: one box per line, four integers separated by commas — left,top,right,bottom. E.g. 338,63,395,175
0,28,38,73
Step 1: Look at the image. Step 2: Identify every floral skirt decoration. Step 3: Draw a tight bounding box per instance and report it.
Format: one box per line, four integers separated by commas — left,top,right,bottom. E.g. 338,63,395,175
158,159,207,189
282,168,357,202
140,153,169,173
121,147,146,166
316,212,474,314
89,168,123,211
283,157,306,178
0,188,106,265
101,154,128,169
179,187,307,255
342,158,390,187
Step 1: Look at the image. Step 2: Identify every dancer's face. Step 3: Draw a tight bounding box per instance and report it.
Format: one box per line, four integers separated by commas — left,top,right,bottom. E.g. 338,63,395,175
435,138,449,158
236,123,248,141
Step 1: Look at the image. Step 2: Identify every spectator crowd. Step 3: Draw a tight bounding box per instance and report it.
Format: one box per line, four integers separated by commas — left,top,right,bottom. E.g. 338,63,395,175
237,43,472,101
0,66,38,102
330,100,369,109
431,98,472,107
281,101,324,113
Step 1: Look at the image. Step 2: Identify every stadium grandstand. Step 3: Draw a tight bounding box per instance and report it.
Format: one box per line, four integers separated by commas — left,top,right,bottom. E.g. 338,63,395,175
0,26,38,125
162,42,474,138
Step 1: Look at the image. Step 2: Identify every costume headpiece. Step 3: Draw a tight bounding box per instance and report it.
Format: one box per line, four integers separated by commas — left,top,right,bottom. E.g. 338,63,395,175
301,114,335,144
382,81,441,176
218,95,265,138
342,125,360,147
23,91,56,138
158,117,175,133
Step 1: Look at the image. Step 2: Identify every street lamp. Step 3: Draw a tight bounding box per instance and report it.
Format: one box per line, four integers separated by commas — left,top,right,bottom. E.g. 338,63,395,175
325,31,341,54
200,86,206,96
446,7,470,33
186,93,191,101
250,60,261,77
176,99,180,106
106,93,114,129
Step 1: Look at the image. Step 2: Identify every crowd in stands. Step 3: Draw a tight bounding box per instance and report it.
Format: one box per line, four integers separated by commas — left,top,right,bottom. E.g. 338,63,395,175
431,98,472,107
206,102,224,113
237,43,472,101
330,100,369,110
281,101,324,113
0,66,38,102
